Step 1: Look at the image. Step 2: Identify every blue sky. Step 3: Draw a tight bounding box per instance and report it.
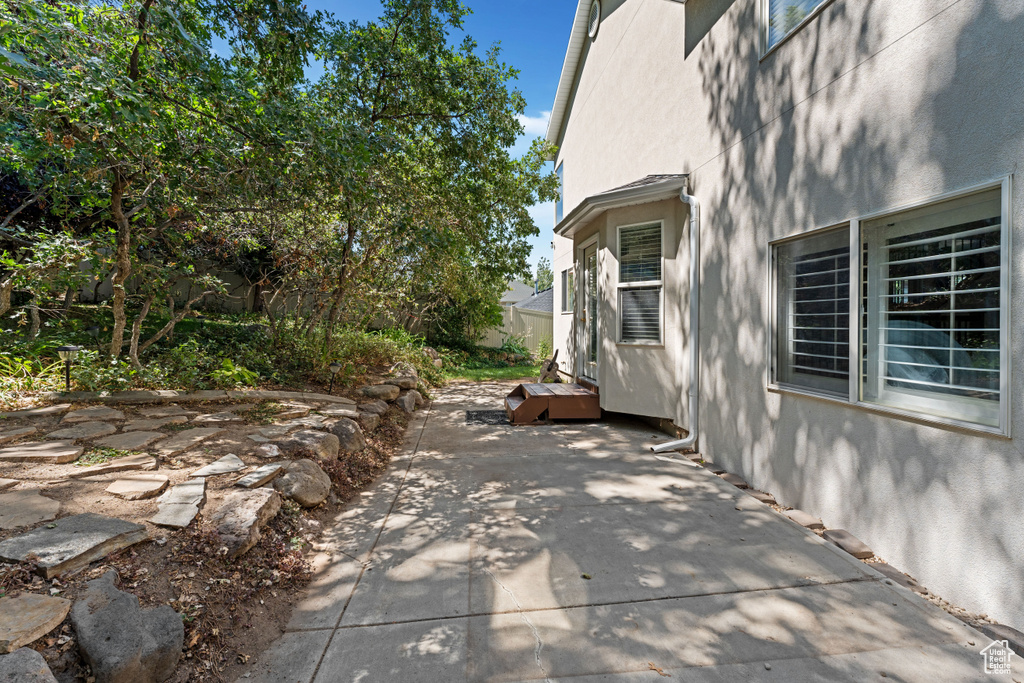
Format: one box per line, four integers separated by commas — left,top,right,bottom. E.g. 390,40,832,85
302,0,577,280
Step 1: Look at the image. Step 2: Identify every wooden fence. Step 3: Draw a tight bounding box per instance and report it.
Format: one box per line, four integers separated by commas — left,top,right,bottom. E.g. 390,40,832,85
478,306,553,354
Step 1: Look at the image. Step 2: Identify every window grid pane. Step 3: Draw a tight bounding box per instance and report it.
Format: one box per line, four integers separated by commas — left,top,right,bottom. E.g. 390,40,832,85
620,286,661,343
619,225,662,283
765,0,827,50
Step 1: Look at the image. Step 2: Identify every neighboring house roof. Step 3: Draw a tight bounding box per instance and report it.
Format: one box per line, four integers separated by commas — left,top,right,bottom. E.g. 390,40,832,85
555,174,689,237
514,287,554,313
546,0,594,153
501,280,537,305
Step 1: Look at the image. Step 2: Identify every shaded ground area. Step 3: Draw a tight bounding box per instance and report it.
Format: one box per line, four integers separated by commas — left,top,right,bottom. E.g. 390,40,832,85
243,382,999,682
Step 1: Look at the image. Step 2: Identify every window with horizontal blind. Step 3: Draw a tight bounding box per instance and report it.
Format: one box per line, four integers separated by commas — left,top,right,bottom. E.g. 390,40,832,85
762,0,829,53
618,223,662,343
769,181,1009,433
774,227,850,396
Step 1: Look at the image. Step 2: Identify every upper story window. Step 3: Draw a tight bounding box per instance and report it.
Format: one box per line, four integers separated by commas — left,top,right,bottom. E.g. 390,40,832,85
560,268,575,313
555,162,564,224
762,0,830,54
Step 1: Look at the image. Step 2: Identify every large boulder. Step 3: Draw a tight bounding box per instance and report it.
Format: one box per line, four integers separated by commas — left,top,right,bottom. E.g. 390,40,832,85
361,384,400,401
0,647,57,682
209,489,281,559
359,400,389,416
273,460,331,508
278,430,339,462
390,376,417,390
70,571,183,683
356,411,380,433
395,391,417,414
329,418,366,453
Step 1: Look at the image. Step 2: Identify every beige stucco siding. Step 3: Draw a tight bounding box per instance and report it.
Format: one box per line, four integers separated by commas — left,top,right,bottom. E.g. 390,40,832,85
552,0,1024,628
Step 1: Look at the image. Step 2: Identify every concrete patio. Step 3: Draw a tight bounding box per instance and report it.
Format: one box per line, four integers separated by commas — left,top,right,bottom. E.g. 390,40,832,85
244,382,995,682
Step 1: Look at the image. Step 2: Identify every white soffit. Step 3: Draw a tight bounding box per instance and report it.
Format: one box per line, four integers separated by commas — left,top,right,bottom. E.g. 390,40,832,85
545,0,593,156
555,175,689,238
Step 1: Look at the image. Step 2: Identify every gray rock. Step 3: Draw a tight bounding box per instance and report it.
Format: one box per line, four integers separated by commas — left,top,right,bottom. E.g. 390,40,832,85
274,402,312,419
0,513,148,579
746,490,776,505
67,454,157,479
279,415,328,430
255,425,295,440
356,411,380,433
191,411,242,425
45,421,118,441
361,384,400,401
411,389,426,407
719,472,749,489
137,405,196,419
273,460,331,508
784,509,824,529
103,390,179,404
395,391,416,414
234,464,284,489
0,593,72,654
320,405,359,419
0,441,82,465
0,647,58,682
71,571,183,683
154,428,224,457
123,416,187,431
209,489,281,558
105,474,169,501
0,490,60,530
329,418,366,453
191,454,246,478
61,406,124,424
390,362,417,378
0,404,70,419
0,479,16,492
149,479,206,529
177,390,229,401
390,376,418,390
278,430,339,462
822,529,874,559
93,431,166,451
0,427,36,445
432,358,443,369
359,400,389,416
253,444,281,459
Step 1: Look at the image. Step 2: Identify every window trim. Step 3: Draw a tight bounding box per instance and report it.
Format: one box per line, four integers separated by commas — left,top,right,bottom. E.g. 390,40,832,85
760,0,837,60
767,177,1013,437
616,220,665,345
560,267,575,314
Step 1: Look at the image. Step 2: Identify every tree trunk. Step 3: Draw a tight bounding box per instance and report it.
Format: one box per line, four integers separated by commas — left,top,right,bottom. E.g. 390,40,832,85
28,299,40,339
0,277,12,318
128,294,155,370
62,287,75,314
138,291,210,355
108,175,132,358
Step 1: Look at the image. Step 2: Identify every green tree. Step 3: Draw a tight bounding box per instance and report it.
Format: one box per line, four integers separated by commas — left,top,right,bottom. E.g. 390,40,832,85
535,257,553,291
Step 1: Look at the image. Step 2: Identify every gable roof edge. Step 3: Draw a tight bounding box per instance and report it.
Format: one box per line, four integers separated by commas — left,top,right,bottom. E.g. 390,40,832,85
545,1,594,156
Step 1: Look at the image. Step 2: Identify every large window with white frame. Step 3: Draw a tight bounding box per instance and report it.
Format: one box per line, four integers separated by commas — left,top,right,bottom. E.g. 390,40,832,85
618,222,663,344
761,0,830,54
770,181,1010,433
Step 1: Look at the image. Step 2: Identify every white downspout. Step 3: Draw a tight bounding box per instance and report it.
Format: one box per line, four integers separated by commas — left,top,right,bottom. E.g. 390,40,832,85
652,180,700,453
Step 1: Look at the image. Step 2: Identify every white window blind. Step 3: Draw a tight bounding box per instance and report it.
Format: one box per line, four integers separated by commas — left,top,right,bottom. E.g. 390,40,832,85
560,268,574,313
774,227,850,395
862,189,1003,427
618,224,662,343
764,0,827,51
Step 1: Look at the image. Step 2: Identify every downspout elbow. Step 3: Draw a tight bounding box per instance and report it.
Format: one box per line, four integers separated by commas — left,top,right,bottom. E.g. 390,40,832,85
652,183,700,453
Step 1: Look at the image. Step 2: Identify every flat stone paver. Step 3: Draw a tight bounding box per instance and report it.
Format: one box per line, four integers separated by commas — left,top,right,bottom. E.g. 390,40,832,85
45,421,117,440
192,411,243,425
0,441,83,464
0,404,70,419
242,382,996,682
123,416,188,431
93,430,166,451
0,427,36,445
235,464,284,489
0,593,71,653
60,406,123,423
0,479,17,491
67,453,157,478
0,513,148,579
105,474,170,500
192,454,246,477
154,428,224,457
138,405,197,418
0,490,60,530
150,479,206,529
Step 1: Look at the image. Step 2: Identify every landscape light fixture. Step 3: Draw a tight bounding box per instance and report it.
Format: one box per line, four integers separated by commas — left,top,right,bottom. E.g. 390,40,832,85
56,345,80,393
328,362,342,395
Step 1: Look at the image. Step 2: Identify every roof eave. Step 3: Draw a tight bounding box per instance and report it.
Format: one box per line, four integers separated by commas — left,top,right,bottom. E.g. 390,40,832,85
545,1,592,158
555,177,689,238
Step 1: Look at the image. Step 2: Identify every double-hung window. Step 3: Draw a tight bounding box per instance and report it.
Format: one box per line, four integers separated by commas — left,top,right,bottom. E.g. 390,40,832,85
560,268,575,313
618,223,663,344
771,182,1010,433
761,0,831,54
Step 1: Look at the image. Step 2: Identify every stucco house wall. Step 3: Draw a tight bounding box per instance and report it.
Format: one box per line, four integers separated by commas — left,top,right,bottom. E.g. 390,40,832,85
550,0,1024,629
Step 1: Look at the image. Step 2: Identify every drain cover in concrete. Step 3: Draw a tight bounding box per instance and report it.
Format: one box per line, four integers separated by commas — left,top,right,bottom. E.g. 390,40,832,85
192,454,246,478
45,422,117,441
0,490,60,530
0,441,83,464
154,428,224,457
0,593,71,653
466,410,509,426
60,407,124,423
93,431,165,451
105,474,170,501
0,513,148,579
